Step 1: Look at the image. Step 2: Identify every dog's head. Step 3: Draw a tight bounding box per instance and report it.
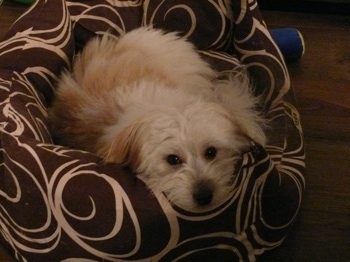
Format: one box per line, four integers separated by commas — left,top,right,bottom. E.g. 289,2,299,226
101,102,250,211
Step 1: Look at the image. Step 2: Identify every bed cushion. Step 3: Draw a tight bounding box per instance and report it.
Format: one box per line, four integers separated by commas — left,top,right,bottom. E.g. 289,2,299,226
0,0,305,261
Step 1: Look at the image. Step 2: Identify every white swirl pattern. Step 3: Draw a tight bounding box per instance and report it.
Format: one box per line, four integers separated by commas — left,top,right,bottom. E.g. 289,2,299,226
143,0,233,50
0,0,305,261
48,162,144,260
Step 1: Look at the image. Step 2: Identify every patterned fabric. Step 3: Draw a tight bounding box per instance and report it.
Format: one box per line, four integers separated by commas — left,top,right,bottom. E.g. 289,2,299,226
0,0,305,261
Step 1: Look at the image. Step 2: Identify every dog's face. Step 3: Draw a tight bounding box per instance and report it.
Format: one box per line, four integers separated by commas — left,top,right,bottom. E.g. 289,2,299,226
104,103,249,211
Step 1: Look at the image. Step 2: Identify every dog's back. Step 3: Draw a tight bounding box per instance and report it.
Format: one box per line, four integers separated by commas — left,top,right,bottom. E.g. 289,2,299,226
49,28,217,152
73,27,216,94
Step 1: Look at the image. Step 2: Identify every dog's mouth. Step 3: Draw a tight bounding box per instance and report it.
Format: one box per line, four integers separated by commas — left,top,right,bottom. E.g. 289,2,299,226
162,180,235,213
192,180,215,207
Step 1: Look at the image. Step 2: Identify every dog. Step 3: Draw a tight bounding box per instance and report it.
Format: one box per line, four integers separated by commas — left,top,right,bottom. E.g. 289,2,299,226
48,27,266,211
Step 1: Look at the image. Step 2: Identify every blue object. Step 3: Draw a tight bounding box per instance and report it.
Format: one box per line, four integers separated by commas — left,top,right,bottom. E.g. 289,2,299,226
270,28,305,63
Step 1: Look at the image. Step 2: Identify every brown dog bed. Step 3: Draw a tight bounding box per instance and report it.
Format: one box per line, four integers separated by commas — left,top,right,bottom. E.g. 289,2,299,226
0,0,305,261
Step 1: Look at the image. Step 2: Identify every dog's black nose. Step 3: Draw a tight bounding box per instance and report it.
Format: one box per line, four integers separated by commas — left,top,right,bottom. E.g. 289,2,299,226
193,183,213,206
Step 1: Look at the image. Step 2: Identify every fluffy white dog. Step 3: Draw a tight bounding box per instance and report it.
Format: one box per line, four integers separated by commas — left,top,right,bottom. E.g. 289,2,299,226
49,27,265,211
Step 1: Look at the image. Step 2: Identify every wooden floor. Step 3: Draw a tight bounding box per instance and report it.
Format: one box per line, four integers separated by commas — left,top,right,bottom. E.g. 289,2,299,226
260,11,350,262
0,1,349,261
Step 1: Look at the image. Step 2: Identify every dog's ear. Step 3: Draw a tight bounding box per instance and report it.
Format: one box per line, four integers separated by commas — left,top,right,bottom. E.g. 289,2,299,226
235,116,266,148
213,106,264,152
103,122,145,170
216,104,266,147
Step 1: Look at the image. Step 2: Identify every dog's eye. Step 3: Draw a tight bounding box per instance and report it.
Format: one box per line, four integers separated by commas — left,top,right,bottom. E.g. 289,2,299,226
204,147,217,160
166,154,183,165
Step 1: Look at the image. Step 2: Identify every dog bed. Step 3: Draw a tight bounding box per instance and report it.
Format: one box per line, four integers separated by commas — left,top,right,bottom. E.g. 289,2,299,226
0,0,305,261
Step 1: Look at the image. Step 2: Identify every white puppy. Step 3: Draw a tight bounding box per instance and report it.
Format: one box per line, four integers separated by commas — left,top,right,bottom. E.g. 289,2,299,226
49,27,265,211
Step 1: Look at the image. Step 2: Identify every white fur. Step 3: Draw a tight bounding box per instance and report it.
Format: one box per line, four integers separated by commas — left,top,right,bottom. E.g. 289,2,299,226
49,27,266,212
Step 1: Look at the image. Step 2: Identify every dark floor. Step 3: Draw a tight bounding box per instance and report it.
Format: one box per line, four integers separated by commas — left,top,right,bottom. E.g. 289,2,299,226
259,10,350,262
1,1,349,261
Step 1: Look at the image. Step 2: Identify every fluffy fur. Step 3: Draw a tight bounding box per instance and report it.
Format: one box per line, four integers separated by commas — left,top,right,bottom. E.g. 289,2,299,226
49,27,265,211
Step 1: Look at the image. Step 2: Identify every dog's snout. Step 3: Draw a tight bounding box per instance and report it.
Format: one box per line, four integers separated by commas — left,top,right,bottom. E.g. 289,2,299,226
193,182,213,206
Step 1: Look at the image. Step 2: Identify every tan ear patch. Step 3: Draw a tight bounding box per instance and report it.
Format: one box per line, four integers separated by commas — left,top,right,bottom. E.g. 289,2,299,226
103,122,146,171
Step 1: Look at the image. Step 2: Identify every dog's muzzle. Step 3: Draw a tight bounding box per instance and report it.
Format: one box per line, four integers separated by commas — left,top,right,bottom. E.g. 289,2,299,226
192,181,214,206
